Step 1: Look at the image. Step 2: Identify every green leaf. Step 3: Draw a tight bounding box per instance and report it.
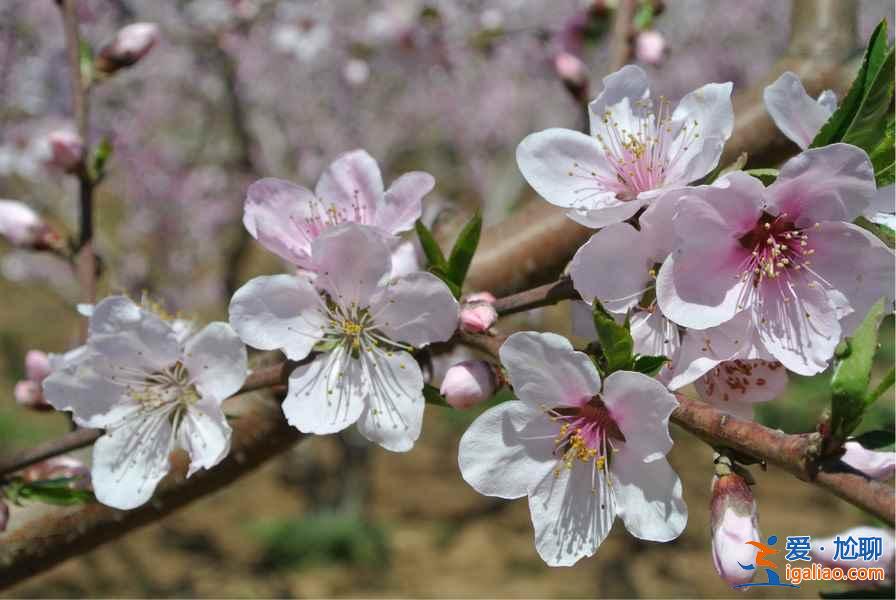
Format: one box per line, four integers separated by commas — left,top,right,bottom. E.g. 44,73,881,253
850,428,895,450
866,366,895,406
591,300,634,374
868,113,895,187
446,212,482,292
854,216,895,249
811,20,890,148
414,220,447,270
632,355,668,377
16,478,94,506
841,48,895,159
744,168,779,185
423,384,450,407
633,2,654,30
90,136,113,181
79,39,95,85
830,299,886,440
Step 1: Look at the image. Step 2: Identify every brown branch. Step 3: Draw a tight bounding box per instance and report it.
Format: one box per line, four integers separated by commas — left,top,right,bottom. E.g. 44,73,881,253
59,0,96,340
464,0,858,297
609,0,637,72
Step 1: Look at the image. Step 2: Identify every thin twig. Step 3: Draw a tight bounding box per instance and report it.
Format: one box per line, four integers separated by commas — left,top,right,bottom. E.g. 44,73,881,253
609,0,637,72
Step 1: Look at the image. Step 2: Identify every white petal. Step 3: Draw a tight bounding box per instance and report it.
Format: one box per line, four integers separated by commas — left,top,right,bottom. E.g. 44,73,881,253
570,224,655,314
312,223,393,308
816,89,838,114
768,144,875,226
565,197,646,229
42,359,128,428
631,309,680,359
570,300,597,340
866,184,895,218
840,441,895,480
370,271,459,347
375,171,434,234
91,410,175,509
499,332,601,409
282,346,365,435
314,149,384,225
611,451,687,542
694,359,789,418
179,398,232,477
602,371,677,462
588,64,650,134
88,295,179,372
458,401,557,499
355,348,425,452
183,322,248,402
243,177,317,267
763,72,833,149
516,128,619,212
528,461,615,566
666,82,734,183
228,274,325,361
666,311,758,390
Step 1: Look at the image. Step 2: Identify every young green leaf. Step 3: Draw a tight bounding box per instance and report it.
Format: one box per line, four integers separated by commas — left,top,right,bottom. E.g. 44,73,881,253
90,136,113,182
744,168,779,185
866,366,895,407
841,48,895,161
632,355,668,377
811,20,890,148
830,299,887,440
16,478,94,506
414,219,447,270
447,212,482,291
423,384,450,407
591,300,634,374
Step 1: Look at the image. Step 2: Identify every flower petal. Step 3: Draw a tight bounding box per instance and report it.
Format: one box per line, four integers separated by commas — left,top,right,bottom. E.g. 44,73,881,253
588,64,650,134
656,174,765,329
763,72,834,150
565,197,646,229
806,221,895,336
91,411,175,509
179,397,232,477
570,224,655,314
355,348,425,452
42,359,130,428
314,149,384,224
312,223,393,308
458,401,557,499
370,271,459,347
611,452,687,542
283,346,365,435
229,274,325,361
528,460,615,566
570,300,597,340
631,309,680,359
695,359,788,418
753,271,841,375
88,295,179,372
602,371,676,462
840,441,895,480
243,177,317,267
666,82,734,183
499,331,601,409
184,322,248,402
516,128,619,213
768,144,875,226
375,171,434,234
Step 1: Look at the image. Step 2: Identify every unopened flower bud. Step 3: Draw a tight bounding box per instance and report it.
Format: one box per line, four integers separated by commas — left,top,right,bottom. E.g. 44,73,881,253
0,200,45,247
25,350,51,383
553,52,589,105
0,500,8,532
841,441,895,480
14,380,51,411
440,360,498,409
96,22,160,74
47,129,84,172
23,456,90,489
710,473,760,587
635,30,666,65
460,302,497,333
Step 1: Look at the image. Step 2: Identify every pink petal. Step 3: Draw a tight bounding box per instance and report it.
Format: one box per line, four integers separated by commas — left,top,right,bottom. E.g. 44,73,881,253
602,371,677,462
312,224,392,309
375,171,434,235
763,71,833,150
243,178,317,268
841,441,895,480
695,359,788,418
314,149,384,225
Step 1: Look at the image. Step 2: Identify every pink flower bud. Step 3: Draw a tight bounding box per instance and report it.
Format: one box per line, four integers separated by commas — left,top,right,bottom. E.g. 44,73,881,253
97,22,160,74
464,291,496,304
635,30,666,65
14,380,51,411
841,441,895,480
553,52,589,104
710,474,760,587
25,350,51,383
47,129,84,172
0,501,8,533
459,302,497,333
0,200,44,247
23,456,90,488
440,360,497,409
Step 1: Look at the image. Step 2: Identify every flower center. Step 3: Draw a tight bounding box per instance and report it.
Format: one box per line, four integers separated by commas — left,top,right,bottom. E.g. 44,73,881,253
589,96,701,199
125,361,199,410
737,212,815,286
549,397,625,474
